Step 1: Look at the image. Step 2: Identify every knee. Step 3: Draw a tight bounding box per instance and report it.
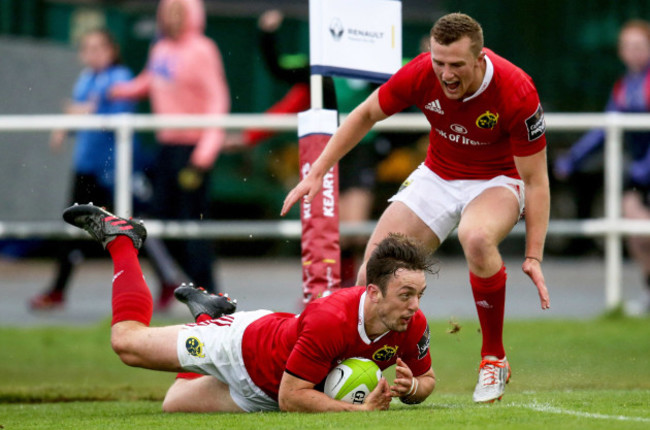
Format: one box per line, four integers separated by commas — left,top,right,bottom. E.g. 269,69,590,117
161,392,181,413
110,325,141,367
459,228,492,264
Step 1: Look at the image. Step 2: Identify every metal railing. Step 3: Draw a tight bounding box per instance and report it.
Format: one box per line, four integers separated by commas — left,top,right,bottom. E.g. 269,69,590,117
2,111,650,309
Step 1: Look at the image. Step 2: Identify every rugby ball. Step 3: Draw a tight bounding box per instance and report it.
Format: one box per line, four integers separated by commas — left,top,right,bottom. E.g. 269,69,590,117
323,358,382,404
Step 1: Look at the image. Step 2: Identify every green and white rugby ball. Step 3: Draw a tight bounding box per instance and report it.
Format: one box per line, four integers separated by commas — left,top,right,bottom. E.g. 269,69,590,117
323,357,382,404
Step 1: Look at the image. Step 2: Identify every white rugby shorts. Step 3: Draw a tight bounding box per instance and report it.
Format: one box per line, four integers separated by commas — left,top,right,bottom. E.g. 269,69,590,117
388,163,525,242
177,309,276,412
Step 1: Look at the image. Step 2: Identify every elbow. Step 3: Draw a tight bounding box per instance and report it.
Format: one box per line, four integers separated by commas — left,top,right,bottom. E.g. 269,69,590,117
278,389,307,412
278,393,295,412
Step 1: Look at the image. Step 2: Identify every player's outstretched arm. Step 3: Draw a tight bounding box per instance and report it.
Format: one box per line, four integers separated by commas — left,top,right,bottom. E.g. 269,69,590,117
514,149,551,310
280,90,388,216
278,371,391,412
390,358,435,404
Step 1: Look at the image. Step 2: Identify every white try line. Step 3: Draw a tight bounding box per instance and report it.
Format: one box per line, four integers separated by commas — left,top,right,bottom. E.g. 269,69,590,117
517,401,650,423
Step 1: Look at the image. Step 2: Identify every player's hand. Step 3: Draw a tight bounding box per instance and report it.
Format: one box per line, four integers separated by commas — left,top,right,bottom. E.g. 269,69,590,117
280,174,323,216
522,257,550,310
390,358,415,397
362,377,392,411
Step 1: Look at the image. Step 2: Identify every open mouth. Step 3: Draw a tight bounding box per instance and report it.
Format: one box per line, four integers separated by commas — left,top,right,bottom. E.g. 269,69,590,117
444,81,460,92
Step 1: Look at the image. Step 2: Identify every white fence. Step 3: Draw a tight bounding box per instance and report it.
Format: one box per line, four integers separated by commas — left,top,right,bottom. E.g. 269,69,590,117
1,111,650,309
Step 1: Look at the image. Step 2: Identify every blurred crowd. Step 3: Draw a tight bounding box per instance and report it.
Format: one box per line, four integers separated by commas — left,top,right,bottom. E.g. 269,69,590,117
1,1,650,312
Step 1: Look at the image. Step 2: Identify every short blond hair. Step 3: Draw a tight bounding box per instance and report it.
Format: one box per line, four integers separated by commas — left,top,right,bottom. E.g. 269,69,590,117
430,12,484,57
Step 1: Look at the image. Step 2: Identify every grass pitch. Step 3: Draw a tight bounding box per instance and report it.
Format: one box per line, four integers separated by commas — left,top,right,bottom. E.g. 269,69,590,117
1,315,649,429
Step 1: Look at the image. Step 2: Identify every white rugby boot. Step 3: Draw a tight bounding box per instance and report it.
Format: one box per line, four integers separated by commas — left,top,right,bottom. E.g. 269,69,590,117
472,356,511,403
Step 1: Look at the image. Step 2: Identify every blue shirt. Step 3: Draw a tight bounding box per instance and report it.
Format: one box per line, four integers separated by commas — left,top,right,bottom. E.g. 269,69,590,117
567,64,650,169
71,65,137,187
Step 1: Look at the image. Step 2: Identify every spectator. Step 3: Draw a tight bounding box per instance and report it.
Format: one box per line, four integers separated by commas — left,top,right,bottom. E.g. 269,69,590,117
554,19,650,312
111,0,230,302
29,29,141,310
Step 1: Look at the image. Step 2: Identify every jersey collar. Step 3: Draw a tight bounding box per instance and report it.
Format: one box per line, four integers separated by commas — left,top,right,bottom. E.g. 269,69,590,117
463,53,494,102
358,291,390,344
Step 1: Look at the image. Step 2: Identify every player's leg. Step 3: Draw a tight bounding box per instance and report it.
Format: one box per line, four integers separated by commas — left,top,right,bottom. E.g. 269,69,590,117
457,186,519,402
111,322,183,370
62,203,181,370
163,375,244,413
457,186,519,276
356,201,441,285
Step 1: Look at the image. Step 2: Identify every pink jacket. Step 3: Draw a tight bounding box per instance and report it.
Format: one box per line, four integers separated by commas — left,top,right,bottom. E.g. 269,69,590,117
111,0,230,169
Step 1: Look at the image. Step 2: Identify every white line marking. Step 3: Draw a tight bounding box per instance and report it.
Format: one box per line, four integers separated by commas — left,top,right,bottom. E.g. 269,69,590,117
518,401,650,423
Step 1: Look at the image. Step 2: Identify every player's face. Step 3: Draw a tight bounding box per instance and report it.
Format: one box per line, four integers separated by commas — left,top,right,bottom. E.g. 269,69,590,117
376,268,427,332
619,27,650,74
79,33,115,71
430,36,485,100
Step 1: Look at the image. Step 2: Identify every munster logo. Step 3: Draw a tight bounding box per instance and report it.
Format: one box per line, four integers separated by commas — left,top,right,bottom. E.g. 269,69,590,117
373,345,398,361
476,110,499,129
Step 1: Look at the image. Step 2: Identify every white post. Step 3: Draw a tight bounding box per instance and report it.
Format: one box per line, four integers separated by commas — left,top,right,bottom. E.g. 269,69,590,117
604,113,624,310
310,74,324,110
114,115,133,217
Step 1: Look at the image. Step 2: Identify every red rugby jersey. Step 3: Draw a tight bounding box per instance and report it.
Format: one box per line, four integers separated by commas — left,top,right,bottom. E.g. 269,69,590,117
241,286,432,401
378,49,547,180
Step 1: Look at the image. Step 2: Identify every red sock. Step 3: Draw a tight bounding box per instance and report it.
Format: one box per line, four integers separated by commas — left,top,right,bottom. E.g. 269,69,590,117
470,264,507,359
107,236,153,326
176,372,203,380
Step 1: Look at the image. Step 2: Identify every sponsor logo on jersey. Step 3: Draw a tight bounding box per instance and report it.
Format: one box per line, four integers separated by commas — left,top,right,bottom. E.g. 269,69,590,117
450,124,468,134
425,99,444,114
435,128,489,146
476,110,499,129
373,344,399,361
525,103,546,141
417,324,430,360
185,336,205,358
